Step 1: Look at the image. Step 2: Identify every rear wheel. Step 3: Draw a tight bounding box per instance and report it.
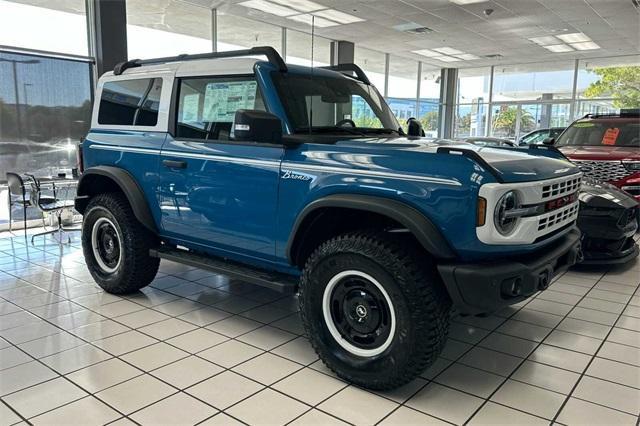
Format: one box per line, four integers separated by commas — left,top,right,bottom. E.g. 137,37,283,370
299,231,451,390
82,193,159,294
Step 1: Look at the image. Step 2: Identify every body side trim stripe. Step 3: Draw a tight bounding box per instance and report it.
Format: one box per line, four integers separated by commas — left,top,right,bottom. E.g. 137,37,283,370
89,144,461,185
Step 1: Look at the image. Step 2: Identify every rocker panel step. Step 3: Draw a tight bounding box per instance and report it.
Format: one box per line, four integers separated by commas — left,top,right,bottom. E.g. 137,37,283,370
149,247,298,294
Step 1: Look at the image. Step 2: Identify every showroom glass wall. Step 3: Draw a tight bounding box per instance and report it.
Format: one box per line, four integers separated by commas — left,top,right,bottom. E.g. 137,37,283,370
453,55,640,141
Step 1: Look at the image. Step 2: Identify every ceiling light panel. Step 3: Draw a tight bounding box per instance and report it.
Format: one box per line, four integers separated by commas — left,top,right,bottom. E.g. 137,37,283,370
556,32,591,43
456,53,480,60
239,0,298,16
544,44,574,53
571,41,600,50
313,9,365,24
287,14,340,27
433,47,464,55
270,0,324,13
529,36,559,46
412,49,441,57
434,56,462,62
449,0,487,4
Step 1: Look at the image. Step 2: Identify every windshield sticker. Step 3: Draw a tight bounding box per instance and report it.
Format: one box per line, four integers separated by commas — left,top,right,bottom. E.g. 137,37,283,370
573,122,595,128
602,127,620,145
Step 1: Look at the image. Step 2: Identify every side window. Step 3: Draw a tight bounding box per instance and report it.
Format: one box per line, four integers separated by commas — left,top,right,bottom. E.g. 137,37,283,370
176,76,265,141
98,78,163,126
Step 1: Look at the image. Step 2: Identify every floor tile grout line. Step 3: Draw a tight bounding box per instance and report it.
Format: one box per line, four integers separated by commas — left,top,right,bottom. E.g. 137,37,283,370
550,281,640,422
463,266,619,424
2,234,639,425
374,289,538,425
0,247,363,425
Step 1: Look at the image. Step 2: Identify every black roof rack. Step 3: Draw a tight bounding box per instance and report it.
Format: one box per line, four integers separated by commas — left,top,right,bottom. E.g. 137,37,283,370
320,64,371,85
113,46,287,75
582,109,640,119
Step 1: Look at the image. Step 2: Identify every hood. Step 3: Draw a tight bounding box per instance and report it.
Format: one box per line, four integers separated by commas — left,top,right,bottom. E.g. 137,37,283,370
331,137,580,183
559,145,640,161
580,178,639,210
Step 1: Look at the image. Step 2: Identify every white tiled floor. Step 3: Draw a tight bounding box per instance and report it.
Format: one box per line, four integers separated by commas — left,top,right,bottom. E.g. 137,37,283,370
0,230,639,425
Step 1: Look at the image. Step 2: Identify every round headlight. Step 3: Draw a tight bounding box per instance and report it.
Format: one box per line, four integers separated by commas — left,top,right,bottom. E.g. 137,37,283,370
494,191,519,235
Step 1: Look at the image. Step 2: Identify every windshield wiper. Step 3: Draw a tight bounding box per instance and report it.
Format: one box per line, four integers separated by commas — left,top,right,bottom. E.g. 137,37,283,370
295,126,367,136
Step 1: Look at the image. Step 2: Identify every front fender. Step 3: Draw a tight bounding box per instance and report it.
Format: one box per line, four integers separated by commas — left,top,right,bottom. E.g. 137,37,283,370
75,166,157,232
286,193,456,263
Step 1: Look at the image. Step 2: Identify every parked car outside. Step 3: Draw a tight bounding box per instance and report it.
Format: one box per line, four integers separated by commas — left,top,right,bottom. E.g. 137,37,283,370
519,127,565,145
460,137,516,147
553,110,640,202
74,47,583,390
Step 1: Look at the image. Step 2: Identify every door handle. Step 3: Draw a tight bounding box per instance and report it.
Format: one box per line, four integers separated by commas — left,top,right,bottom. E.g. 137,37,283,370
163,159,187,169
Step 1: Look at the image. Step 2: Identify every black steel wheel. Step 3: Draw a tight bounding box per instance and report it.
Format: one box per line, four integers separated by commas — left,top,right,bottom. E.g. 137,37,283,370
82,192,159,294
299,231,451,390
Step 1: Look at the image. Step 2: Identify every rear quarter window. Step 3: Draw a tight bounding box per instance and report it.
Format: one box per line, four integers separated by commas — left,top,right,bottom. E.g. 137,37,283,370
98,78,163,126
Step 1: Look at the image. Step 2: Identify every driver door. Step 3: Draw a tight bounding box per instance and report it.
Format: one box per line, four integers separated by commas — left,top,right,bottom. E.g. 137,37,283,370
158,75,284,261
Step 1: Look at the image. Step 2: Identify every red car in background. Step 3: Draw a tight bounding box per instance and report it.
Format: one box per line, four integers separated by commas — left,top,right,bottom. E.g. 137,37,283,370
550,110,640,201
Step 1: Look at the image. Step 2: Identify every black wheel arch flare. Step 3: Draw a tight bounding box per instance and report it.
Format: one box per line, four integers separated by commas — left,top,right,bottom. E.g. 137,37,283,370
286,194,456,265
75,166,157,233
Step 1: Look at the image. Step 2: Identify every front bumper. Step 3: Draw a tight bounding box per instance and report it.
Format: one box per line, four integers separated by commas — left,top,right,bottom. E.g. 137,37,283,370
438,228,582,314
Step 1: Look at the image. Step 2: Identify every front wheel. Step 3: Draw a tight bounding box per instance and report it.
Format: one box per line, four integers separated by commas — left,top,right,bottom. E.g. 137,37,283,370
82,192,160,294
299,232,451,390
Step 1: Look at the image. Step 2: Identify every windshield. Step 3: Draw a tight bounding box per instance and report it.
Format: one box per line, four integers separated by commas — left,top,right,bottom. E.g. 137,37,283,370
556,119,640,147
271,72,400,134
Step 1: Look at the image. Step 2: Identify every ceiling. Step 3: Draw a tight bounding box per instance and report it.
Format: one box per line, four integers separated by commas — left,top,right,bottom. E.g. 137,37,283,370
7,0,640,70
213,0,640,68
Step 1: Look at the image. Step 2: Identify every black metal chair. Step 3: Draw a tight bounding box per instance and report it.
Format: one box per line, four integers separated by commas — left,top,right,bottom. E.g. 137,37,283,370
27,175,78,244
6,172,53,238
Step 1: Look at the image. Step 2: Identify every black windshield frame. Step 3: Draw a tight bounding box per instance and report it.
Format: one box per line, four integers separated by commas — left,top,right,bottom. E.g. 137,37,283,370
271,72,400,135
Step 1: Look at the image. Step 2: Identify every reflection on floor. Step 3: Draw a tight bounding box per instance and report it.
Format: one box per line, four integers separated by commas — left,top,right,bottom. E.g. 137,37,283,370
0,229,639,425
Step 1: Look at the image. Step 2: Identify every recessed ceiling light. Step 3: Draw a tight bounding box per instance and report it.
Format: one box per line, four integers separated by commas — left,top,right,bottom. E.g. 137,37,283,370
556,32,591,43
571,41,600,50
544,44,574,53
456,53,481,60
239,0,298,16
434,56,462,62
313,9,364,24
287,14,340,27
270,0,324,13
529,36,559,46
433,47,464,55
449,0,487,4
412,49,441,57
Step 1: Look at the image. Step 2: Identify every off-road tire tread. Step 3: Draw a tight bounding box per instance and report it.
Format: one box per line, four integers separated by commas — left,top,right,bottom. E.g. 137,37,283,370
82,192,159,294
299,231,451,390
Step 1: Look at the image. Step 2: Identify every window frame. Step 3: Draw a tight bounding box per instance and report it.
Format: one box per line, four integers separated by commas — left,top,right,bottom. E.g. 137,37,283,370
97,77,163,127
171,73,271,144
91,73,172,132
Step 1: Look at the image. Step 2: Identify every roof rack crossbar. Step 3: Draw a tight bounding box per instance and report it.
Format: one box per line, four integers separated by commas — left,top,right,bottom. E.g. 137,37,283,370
113,46,287,75
320,64,371,85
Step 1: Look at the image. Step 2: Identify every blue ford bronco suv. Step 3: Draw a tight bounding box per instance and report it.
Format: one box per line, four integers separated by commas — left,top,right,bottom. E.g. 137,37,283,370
75,47,583,390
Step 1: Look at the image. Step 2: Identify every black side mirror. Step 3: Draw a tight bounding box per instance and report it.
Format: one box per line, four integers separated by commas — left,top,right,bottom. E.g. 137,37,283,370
406,117,425,137
542,137,555,146
233,110,282,144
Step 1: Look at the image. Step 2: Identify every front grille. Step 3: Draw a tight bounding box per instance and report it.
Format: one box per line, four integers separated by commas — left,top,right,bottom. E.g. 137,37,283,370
572,160,632,182
542,176,581,200
538,203,579,232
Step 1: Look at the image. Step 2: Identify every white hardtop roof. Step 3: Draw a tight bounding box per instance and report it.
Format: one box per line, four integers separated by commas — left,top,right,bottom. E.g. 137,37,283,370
100,57,261,80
